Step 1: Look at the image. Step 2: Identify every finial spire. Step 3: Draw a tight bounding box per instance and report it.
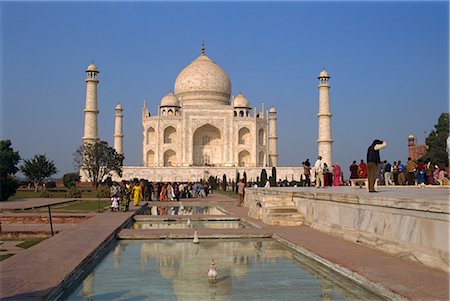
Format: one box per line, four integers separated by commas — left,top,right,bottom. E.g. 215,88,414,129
202,40,205,55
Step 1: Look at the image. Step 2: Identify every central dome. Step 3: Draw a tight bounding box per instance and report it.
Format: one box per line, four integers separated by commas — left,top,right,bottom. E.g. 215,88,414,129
174,54,231,106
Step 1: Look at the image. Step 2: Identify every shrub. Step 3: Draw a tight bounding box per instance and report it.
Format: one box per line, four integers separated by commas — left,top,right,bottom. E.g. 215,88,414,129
0,177,19,201
66,187,82,198
40,189,51,198
46,181,56,189
222,174,227,191
63,173,80,188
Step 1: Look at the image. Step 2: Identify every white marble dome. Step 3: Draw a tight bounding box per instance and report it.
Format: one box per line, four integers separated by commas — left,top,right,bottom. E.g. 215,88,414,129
160,92,180,107
319,69,329,78
115,103,123,110
174,54,231,106
232,94,250,108
87,63,98,71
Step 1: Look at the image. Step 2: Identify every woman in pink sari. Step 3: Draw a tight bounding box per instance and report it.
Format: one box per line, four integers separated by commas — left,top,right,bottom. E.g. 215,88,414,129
333,164,342,186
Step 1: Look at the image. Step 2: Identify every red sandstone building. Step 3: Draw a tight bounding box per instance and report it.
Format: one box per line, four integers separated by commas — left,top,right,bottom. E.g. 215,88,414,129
408,132,428,161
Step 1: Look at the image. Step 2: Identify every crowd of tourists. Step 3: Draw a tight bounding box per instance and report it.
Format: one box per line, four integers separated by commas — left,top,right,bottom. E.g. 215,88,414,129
300,156,449,188
108,180,212,212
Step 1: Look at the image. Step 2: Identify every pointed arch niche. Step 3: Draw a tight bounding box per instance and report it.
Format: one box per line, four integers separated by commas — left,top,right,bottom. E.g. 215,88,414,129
146,150,155,166
238,150,251,167
164,150,176,166
238,127,250,145
164,126,176,144
146,127,155,145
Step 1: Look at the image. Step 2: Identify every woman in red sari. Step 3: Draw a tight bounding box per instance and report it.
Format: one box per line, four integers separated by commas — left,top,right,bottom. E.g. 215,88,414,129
333,164,342,186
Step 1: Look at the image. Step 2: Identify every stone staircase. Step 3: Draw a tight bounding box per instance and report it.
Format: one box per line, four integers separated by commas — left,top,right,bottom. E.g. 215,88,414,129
261,195,304,226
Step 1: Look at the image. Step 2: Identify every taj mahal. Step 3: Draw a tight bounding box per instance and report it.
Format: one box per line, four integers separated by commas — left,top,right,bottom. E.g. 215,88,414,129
82,44,333,182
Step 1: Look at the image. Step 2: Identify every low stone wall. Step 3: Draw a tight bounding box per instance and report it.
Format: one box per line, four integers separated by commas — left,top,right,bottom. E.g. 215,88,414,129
244,188,450,271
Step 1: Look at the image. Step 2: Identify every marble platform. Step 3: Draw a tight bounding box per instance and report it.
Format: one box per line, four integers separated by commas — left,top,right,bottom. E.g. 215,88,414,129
244,186,450,271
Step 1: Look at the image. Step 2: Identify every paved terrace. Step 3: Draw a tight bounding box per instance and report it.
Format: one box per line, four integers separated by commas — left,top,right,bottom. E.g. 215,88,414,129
0,188,449,300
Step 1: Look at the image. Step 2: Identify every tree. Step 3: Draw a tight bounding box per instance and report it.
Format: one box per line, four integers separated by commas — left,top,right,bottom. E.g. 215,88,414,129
20,154,57,192
63,172,81,188
260,169,267,187
222,174,227,191
421,112,449,168
74,141,124,188
0,140,21,200
270,167,277,187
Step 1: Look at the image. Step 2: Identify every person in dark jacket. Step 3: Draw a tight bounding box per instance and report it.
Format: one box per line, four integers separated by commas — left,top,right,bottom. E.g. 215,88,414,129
367,139,387,192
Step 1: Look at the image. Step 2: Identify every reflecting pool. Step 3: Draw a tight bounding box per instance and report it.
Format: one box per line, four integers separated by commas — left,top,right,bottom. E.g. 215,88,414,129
132,220,248,230
141,205,225,216
66,239,383,300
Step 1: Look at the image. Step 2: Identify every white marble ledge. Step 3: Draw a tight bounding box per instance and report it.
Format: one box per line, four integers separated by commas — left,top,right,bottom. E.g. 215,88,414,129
263,187,450,214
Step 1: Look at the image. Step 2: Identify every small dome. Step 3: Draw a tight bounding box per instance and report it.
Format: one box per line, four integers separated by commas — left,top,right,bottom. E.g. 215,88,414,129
87,63,98,72
174,54,231,106
319,69,329,78
160,92,180,107
408,134,414,139
269,106,276,113
232,94,250,108
115,103,123,110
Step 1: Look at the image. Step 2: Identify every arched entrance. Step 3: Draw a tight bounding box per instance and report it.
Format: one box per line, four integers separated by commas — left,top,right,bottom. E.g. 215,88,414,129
193,124,222,166
164,150,176,166
238,150,251,167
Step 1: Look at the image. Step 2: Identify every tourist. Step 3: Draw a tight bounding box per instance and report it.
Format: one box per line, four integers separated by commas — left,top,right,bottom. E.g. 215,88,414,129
159,184,166,201
392,161,399,185
111,196,119,212
406,157,417,185
303,159,311,187
349,161,358,180
237,179,245,206
384,161,393,186
174,183,180,201
264,180,270,188
332,163,341,186
366,139,387,192
358,160,368,179
397,160,406,185
378,160,386,186
314,156,324,188
433,166,440,185
132,181,143,206
167,182,174,201
323,163,331,186
416,159,425,185
425,159,435,185
437,168,449,185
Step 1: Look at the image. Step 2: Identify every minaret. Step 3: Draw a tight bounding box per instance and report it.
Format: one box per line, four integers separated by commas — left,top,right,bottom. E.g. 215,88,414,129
114,104,124,154
268,106,278,166
317,69,333,167
82,63,100,145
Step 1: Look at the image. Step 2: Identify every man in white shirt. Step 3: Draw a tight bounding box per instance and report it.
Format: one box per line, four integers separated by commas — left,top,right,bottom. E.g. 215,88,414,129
314,156,324,188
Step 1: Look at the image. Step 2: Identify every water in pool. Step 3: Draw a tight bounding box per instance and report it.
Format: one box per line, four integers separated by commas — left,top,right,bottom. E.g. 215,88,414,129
132,219,248,230
66,239,383,300
142,205,225,216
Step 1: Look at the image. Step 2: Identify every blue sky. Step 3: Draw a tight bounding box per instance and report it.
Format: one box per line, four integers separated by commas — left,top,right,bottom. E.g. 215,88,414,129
1,1,448,178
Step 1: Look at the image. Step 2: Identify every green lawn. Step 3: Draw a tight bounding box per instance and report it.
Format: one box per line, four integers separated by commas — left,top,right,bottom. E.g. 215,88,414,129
16,237,48,249
23,200,110,213
5,189,100,201
0,254,14,261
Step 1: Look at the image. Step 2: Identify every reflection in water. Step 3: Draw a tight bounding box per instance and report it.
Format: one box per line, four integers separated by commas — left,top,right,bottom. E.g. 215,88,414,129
67,239,383,301
141,205,225,216
132,220,247,230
